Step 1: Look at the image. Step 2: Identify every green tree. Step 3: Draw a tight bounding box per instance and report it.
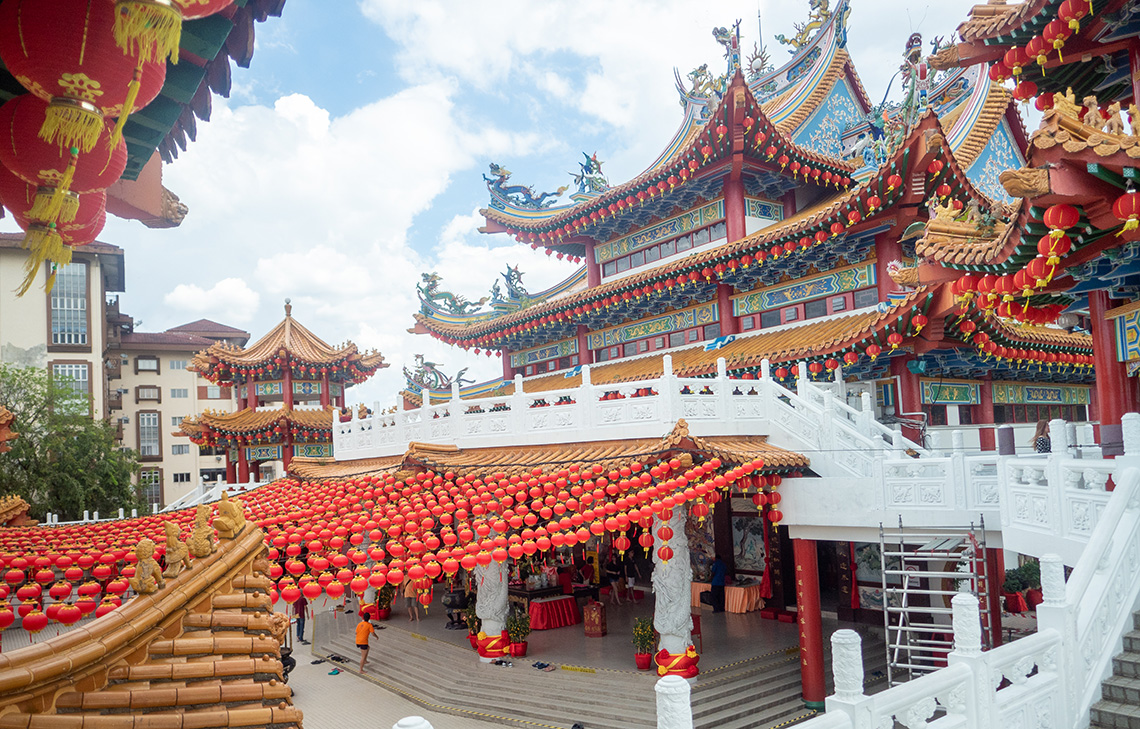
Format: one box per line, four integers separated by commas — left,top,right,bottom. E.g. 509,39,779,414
0,363,140,520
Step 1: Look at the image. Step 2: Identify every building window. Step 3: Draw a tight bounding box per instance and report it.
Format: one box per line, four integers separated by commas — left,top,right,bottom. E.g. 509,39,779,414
784,307,799,323
170,416,183,427
51,363,90,414
170,388,188,399
676,234,692,252
804,298,828,320
172,444,190,455
660,239,676,257
704,323,721,340
854,288,879,309
760,310,781,329
669,331,686,348
525,365,534,375
50,263,87,346
630,250,644,268
741,316,756,332
830,296,848,313
624,341,639,357
206,385,222,399
172,472,191,483
594,348,609,363
603,261,617,277
609,346,620,359
139,469,161,507
687,329,700,343
136,386,160,403
654,336,665,349
138,412,160,458
168,359,189,371
638,339,649,353
136,356,160,374
922,404,948,426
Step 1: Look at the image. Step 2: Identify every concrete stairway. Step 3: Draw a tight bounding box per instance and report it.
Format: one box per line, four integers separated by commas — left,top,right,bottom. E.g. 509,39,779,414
1091,611,1140,728
316,613,886,729
692,629,887,729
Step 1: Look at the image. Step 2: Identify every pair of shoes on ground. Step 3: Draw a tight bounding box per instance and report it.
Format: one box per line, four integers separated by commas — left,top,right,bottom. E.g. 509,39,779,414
531,662,557,672
490,659,513,667
327,668,341,675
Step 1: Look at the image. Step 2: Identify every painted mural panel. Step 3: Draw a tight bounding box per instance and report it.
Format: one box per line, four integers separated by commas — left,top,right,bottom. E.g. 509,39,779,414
920,380,980,405
509,337,579,369
992,382,1090,405
294,443,332,458
587,303,717,350
793,79,863,159
965,118,1024,203
733,265,875,315
744,197,783,222
246,445,282,461
594,200,724,264
1114,308,1140,362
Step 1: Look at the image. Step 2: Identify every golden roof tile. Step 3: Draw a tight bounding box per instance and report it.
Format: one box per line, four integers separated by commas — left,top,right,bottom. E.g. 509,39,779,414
914,201,1022,267
179,407,335,437
955,1,1044,43
951,82,1015,170
1030,107,1140,160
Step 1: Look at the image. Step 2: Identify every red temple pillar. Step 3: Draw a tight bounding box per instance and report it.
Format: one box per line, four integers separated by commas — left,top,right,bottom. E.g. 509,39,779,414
283,358,294,410
793,539,826,709
782,190,796,219
876,231,903,302
584,241,601,288
237,447,250,484
502,350,514,381
716,284,738,336
978,375,996,451
1089,291,1128,455
225,450,236,483
245,378,257,410
576,325,593,365
723,177,746,244
283,432,293,473
986,548,1004,648
890,356,923,442
320,371,330,408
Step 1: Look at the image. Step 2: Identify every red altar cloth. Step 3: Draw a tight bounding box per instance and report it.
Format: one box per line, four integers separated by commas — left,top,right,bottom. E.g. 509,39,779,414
529,595,582,630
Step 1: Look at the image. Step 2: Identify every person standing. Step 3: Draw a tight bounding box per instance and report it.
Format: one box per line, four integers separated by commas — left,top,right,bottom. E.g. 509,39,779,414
293,593,308,643
604,553,624,605
403,574,421,622
710,555,727,613
355,615,377,673
1032,420,1052,453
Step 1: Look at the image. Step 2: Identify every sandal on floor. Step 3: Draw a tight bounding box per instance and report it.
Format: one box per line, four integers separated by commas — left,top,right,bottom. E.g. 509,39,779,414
328,668,340,675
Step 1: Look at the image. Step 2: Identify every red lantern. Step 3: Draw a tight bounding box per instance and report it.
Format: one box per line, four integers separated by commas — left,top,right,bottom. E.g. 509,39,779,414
927,160,944,176
887,174,903,191
887,332,903,349
865,344,882,361
1013,80,1038,102
0,0,168,152
988,62,1010,83
843,351,859,366
1003,46,1030,76
1025,35,1050,68
1058,0,1087,32
21,609,48,634
911,314,928,333
1035,93,1056,112
1042,19,1072,61
657,545,674,562
1114,191,1140,233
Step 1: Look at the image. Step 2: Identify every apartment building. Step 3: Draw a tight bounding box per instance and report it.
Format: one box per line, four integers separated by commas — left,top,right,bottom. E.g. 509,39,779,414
111,319,249,508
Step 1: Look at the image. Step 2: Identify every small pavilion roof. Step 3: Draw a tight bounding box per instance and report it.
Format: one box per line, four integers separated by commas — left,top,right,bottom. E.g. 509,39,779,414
190,302,386,375
178,407,335,438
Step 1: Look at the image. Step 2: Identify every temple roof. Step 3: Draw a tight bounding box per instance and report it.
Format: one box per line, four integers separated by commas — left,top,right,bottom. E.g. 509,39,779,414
179,406,334,438
954,1,1050,43
916,200,1023,268
167,319,252,339
292,423,808,481
190,302,386,379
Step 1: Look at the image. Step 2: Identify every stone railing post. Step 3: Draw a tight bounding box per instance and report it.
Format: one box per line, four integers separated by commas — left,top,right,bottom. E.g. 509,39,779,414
796,361,809,399
947,591,993,726
393,718,434,729
656,675,694,729
661,354,678,426
951,592,983,656
859,391,874,439
1040,553,1066,606
997,425,1016,456
1124,413,1140,457
716,357,730,423
824,630,874,726
580,364,594,431
450,381,464,442
511,373,526,434
1051,418,1071,454
1035,552,1073,728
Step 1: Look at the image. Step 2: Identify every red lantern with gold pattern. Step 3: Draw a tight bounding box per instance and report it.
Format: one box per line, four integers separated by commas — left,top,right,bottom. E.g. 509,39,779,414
1113,191,1140,233
114,0,235,66
0,0,167,152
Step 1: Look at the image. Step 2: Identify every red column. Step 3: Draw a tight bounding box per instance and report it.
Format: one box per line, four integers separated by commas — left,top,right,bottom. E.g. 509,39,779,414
985,548,1004,648
283,358,294,410
237,447,249,484
978,375,996,451
716,284,738,336
245,378,257,410
225,451,236,483
876,232,902,302
585,241,601,288
502,350,514,381
1089,291,1128,455
320,371,330,408
723,177,746,244
576,325,593,365
782,190,796,219
890,356,923,442
283,433,293,473
793,539,826,709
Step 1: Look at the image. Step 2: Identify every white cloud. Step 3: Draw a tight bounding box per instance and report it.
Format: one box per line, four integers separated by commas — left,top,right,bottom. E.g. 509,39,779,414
164,279,261,324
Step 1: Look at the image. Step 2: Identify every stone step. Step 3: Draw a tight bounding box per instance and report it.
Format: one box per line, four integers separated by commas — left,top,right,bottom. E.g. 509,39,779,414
694,696,816,729
1103,675,1140,704
1123,631,1140,653
1113,653,1140,680
1092,698,1140,729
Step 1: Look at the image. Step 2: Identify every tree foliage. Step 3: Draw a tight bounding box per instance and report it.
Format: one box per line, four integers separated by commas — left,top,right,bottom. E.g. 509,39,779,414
0,363,140,520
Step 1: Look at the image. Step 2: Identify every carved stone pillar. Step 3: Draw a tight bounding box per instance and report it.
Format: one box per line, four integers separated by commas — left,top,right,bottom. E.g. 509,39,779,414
652,508,693,658
473,560,509,662
655,675,694,729
830,629,865,701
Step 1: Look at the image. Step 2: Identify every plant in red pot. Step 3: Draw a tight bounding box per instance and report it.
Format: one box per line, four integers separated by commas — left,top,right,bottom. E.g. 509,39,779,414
507,611,531,657
465,603,482,650
633,617,655,670
375,583,395,621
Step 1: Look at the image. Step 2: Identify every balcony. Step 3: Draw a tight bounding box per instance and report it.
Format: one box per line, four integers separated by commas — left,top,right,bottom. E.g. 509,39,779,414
105,356,121,381
113,420,123,441
107,390,122,411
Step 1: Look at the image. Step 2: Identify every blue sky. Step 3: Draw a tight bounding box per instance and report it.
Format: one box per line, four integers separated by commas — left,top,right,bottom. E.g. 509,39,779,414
4,0,984,406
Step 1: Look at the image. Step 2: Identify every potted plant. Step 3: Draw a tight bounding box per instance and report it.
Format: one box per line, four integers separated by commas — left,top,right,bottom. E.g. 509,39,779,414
506,611,531,657
632,617,655,670
375,583,396,621
464,601,481,650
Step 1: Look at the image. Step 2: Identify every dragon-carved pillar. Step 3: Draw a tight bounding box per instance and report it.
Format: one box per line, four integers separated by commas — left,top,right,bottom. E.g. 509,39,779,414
473,560,509,662
652,508,697,678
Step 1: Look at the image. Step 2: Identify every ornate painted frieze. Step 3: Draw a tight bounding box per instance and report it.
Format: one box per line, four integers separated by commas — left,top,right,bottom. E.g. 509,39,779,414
965,119,1023,203
293,381,322,396
294,443,332,458
920,379,980,405
255,381,283,396
509,338,579,369
744,196,783,222
1114,306,1140,363
245,445,283,461
587,303,718,350
594,200,724,264
993,382,1091,406
732,264,875,316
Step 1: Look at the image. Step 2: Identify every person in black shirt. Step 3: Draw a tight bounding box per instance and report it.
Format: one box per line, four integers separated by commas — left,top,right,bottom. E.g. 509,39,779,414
604,553,624,605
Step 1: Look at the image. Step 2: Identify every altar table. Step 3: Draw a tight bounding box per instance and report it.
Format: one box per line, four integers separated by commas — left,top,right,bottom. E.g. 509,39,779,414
690,581,766,613
529,595,582,630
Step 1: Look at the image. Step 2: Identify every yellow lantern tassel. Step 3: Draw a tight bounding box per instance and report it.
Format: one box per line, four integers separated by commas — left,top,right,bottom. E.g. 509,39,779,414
27,149,79,222
114,0,183,65
110,65,145,150
40,99,103,154
1119,216,1140,236
16,225,71,297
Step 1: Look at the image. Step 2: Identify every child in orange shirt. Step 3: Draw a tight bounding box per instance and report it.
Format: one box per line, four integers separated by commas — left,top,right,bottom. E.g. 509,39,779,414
355,615,376,672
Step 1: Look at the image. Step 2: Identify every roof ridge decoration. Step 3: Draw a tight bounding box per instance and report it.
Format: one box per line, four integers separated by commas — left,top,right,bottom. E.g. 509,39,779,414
415,265,587,324
404,354,475,393
483,163,569,211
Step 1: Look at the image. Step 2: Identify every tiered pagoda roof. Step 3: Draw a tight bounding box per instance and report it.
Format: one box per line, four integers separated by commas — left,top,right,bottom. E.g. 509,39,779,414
191,302,386,384
178,407,334,448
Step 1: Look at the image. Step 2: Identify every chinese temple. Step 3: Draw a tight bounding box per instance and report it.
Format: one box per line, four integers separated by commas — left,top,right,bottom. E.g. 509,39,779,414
177,301,386,479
